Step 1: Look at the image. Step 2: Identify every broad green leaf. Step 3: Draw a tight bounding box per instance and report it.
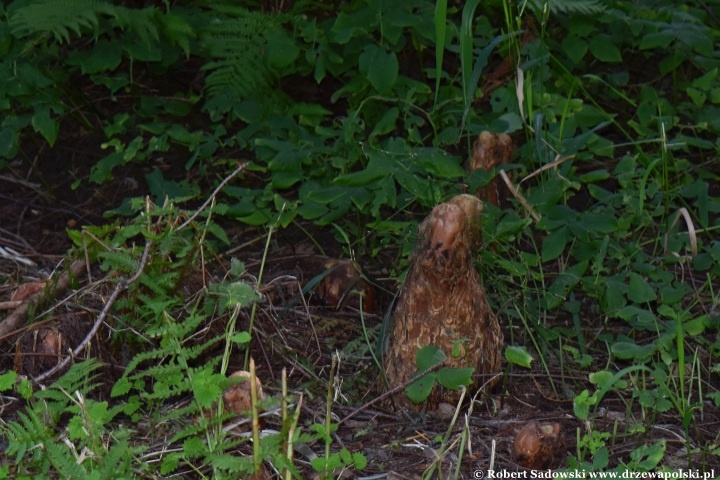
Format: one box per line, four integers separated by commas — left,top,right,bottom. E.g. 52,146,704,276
265,31,300,69
352,451,368,469
494,258,528,277
495,213,531,241
31,107,59,146
562,35,588,64
589,35,622,62
436,367,474,390
214,281,261,309
406,373,436,403
234,209,273,226
600,275,628,314
611,341,653,361
359,45,398,93
416,344,446,371
684,315,708,336
183,437,206,458
146,168,200,201
628,272,656,303
271,171,303,189
229,258,246,277
542,227,567,262
297,201,328,220
68,416,86,441
505,345,533,368
415,150,465,178
370,107,399,138
124,38,162,62
371,176,396,216
687,87,706,107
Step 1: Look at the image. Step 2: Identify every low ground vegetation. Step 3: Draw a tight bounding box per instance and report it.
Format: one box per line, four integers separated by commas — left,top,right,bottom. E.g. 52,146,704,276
1,0,719,477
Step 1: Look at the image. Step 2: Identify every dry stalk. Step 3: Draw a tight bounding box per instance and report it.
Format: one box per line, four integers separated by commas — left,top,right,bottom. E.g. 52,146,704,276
177,161,249,232
0,259,86,340
519,154,576,185
33,241,153,383
664,207,698,257
498,170,541,222
337,361,446,426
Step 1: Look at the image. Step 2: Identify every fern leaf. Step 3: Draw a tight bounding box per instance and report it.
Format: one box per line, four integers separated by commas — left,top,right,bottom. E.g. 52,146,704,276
158,12,195,57
5,410,51,463
551,0,606,15
110,5,160,44
199,5,293,101
9,0,112,43
98,249,139,274
45,441,86,477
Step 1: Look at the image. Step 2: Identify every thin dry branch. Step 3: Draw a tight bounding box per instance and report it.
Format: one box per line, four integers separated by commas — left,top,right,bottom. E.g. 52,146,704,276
177,161,249,231
0,260,86,340
498,170,541,222
519,154,575,185
337,362,446,426
664,207,698,258
33,241,153,383
0,301,23,310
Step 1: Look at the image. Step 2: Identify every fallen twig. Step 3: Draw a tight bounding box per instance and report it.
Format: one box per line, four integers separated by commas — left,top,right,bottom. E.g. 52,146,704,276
664,207,697,258
33,242,153,383
0,301,23,310
177,161,249,232
499,170,541,222
337,362,445,426
519,154,575,185
0,260,86,340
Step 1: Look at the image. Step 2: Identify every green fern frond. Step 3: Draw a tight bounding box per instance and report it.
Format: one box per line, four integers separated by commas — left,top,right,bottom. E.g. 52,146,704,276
180,337,226,362
118,336,222,392
10,0,164,49
5,410,52,463
34,359,103,412
199,5,293,101
202,56,273,100
98,250,139,274
3,361,102,468
139,270,180,296
551,0,606,15
110,5,160,44
45,441,86,477
9,0,111,43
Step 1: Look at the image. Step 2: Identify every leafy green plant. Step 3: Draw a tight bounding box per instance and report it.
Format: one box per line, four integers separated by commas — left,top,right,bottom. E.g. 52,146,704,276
2,360,144,478
2,0,720,473
404,345,475,404
309,353,368,478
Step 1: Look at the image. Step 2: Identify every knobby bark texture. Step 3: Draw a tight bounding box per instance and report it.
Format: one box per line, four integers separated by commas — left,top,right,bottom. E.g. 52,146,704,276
384,194,503,411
